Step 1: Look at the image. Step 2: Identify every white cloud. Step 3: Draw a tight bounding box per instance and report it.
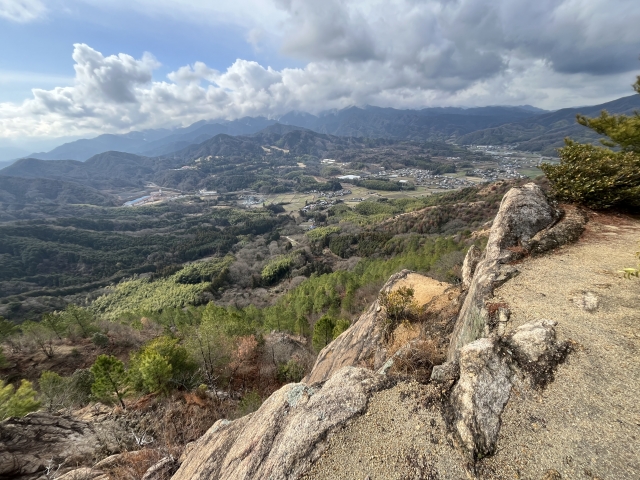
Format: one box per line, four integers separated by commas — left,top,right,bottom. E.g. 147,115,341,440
0,0,46,22
1,0,639,139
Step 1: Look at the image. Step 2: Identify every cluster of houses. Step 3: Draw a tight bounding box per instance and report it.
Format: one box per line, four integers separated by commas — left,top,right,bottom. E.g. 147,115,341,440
317,189,352,198
301,199,340,212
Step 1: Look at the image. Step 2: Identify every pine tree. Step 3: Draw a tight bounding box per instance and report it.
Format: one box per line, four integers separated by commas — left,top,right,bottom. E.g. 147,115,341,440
541,76,640,209
90,355,128,409
0,380,41,420
312,315,336,352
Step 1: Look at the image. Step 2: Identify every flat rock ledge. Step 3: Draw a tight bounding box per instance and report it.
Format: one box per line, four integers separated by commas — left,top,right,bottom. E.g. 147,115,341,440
172,367,392,480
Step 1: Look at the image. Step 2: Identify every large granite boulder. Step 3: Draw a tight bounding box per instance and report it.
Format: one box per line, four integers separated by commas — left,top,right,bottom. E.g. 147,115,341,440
172,367,390,480
448,184,561,359
449,338,512,459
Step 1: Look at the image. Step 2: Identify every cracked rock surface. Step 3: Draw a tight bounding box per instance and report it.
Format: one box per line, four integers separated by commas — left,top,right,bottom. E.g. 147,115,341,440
172,367,391,480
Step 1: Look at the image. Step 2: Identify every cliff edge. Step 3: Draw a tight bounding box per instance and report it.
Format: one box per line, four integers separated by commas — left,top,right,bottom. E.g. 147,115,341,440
170,184,639,480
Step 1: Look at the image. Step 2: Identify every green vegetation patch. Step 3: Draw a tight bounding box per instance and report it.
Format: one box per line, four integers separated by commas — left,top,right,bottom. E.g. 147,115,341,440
305,226,340,242
93,256,234,320
261,252,299,285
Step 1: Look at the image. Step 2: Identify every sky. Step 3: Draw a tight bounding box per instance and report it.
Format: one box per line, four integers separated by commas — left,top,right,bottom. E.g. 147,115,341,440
0,0,639,151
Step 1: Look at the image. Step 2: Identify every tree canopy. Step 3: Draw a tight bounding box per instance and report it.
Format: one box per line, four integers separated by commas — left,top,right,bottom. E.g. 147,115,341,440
541,76,640,209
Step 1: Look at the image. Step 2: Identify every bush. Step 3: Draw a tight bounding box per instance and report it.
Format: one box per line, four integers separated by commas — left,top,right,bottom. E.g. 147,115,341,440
277,358,306,383
21,321,56,358
378,286,417,341
0,379,41,420
541,75,640,210
541,141,640,209
129,337,199,394
61,305,98,339
92,332,109,347
39,371,73,412
90,355,128,408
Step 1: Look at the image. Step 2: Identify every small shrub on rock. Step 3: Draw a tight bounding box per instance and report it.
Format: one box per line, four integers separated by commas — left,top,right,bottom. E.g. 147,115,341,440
378,286,418,341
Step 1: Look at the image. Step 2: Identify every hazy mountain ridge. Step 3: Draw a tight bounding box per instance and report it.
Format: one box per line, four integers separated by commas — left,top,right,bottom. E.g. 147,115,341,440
1,127,373,191
18,97,638,163
22,105,545,162
457,94,640,155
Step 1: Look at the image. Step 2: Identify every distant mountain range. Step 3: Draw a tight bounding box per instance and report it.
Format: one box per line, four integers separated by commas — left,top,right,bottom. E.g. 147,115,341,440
0,127,374,192
3,94,638,169
25,117,278,161
14,104,553,162
457,94,640,156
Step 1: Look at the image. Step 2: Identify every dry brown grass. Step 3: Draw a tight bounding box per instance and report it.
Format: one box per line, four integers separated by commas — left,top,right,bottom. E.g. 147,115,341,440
106,449,163,480
390,338,444,383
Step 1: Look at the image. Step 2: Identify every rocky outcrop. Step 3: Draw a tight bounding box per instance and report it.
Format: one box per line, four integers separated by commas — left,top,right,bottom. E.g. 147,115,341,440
461,245,482,290
528,205,588,255
0,412,103,479
172,367,391,480
447,184,587,360
305,270,450,384
447,319,569,460
449,338,512,459
504,319,570,388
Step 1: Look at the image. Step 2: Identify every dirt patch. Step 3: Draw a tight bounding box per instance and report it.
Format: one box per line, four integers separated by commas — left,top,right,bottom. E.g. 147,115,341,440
482,213,640,479
301,381,468,480
391,273,449,307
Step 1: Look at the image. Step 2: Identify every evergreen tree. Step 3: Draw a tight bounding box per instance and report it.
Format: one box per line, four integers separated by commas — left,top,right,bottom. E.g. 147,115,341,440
90,355,128,409
61,304,97,338
0,380,41,420
541,76,640,209
312,315,336,352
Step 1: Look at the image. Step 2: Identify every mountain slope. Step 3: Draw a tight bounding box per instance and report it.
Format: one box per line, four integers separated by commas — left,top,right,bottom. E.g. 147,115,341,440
26,106,545,162
279,105,543,141
0,152,169,189
0,176,116,206
26,118,279,161
457,94,640,155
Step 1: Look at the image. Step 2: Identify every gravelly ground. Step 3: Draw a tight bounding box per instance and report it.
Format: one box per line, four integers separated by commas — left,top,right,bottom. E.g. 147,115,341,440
303,213,640,480
481,213,640,480
301,381,469,480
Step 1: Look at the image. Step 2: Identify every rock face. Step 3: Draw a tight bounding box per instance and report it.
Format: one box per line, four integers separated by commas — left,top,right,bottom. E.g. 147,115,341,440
528,205,588,256
450,338,512,459
448,319,569,460
0,412,102,479
305,270,450,384
172,367,390,480
504,319,570,388
461,245,482,290
448,184,565,360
